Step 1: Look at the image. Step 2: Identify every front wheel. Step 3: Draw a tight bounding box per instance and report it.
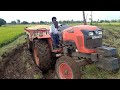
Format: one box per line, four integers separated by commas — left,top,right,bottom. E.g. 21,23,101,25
55,56,82,79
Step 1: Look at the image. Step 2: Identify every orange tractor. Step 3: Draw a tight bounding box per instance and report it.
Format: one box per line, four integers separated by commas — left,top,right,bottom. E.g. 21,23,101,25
24,24,119,79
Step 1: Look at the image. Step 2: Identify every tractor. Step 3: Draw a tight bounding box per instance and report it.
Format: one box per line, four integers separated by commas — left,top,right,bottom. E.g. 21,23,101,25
24,24,120,79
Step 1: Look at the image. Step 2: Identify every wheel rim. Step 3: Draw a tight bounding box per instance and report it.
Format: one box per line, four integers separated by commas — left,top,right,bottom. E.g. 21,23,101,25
59,63,73,79
34,47,39,66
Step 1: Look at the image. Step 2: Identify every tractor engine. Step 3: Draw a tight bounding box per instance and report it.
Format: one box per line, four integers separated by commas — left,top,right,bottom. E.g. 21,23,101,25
62,25,119,72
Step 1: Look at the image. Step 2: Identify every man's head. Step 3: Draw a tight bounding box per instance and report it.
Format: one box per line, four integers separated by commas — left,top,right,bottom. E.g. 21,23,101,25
52,17,57,22
52,17,58,29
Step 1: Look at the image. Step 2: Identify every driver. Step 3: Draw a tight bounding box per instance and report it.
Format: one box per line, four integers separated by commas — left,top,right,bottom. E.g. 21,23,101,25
50,17,60,49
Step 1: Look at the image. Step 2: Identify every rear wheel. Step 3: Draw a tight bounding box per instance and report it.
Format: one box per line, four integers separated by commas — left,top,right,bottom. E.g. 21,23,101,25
33,39,52,72
55,56,81,79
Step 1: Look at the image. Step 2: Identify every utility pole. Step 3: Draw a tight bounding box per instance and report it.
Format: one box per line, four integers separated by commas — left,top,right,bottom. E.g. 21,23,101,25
86,14,88,22
83,11,87,25
90,11,93,25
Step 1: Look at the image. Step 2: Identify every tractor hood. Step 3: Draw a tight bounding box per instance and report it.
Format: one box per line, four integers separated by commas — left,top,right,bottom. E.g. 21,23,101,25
58,24,71,32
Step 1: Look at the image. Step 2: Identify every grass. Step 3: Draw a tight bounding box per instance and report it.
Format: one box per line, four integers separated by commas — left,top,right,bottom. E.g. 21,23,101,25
0,35,26,56
82,64,120,79
98,24,120,55
33,74,42,79
0,25,35,48
0,25,24,47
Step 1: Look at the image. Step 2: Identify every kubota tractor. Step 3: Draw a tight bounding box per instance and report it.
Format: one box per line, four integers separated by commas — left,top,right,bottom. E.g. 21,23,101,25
24,24,120,79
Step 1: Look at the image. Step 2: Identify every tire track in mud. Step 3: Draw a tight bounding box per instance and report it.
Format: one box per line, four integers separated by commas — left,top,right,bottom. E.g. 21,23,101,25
0,42,57,79
0,43,44,79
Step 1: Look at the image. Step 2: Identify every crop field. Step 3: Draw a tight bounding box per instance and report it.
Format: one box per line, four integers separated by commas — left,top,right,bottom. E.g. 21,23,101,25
0,25,25,47
96,24,120,55
0,23,120,79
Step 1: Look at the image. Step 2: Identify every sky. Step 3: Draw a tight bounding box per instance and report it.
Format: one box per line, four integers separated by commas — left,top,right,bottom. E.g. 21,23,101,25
0,11,120,23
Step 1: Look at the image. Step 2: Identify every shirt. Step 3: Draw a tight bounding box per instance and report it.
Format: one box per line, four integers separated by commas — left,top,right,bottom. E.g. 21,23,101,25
50,24,59,34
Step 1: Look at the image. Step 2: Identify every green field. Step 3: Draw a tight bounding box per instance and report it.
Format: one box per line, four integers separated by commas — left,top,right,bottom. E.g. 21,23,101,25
0,25,34,48
0,25,24,47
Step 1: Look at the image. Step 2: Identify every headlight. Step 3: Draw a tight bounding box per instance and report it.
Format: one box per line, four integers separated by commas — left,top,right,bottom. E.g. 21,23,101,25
88,31,94,36
98,30,102,35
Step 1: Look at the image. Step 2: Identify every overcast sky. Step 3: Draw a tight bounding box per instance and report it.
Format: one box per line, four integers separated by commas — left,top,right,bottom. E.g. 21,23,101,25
0,11,120,23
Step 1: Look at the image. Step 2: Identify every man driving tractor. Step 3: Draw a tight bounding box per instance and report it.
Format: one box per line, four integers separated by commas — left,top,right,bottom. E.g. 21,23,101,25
50,17,60,49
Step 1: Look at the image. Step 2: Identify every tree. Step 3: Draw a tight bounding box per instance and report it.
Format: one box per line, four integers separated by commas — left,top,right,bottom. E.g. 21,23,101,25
40,21,45,24
11,21,17,24
17,19,20,24
0,18,6,26
99,20,104,23
104,20,110,23
31,22,36,24
111,19,117,22
21,21,29,24
90,11,93,25
96,19,99,25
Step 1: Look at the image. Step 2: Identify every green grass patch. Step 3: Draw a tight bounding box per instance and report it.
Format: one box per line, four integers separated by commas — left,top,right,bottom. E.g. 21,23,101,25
0,25,36,48
82,64,120,79
0,25,26,47
33,74,42,79
0,35,26,56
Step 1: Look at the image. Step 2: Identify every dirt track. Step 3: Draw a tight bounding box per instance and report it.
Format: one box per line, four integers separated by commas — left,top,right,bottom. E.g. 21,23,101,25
0,43,56,79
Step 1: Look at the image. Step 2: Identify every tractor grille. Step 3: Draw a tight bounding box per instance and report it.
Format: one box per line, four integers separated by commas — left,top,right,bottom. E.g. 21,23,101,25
81,30,102,49
85,38,102,49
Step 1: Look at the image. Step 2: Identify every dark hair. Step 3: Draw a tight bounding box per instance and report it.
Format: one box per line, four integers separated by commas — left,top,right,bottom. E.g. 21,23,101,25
52,17,57,21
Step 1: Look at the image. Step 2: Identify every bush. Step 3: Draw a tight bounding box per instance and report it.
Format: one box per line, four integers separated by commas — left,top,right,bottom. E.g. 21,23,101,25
21,21,29,24
0,18,6,26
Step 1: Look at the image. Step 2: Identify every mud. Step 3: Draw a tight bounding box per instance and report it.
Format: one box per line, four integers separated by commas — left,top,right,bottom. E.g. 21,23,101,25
0,43,56,79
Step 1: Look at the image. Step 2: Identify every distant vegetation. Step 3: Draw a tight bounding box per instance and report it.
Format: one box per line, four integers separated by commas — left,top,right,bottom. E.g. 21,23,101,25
0,18,6,26
0,18,120,26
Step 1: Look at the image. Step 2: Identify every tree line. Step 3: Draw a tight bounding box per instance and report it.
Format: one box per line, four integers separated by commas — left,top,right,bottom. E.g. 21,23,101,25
1,18,120,26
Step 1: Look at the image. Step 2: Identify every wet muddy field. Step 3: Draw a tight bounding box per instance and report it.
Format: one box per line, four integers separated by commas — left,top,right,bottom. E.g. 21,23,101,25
0,43,57,79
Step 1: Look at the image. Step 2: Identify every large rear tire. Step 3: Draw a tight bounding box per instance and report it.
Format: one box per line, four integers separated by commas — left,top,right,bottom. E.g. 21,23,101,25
55,56,81,79
33,39,52,72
